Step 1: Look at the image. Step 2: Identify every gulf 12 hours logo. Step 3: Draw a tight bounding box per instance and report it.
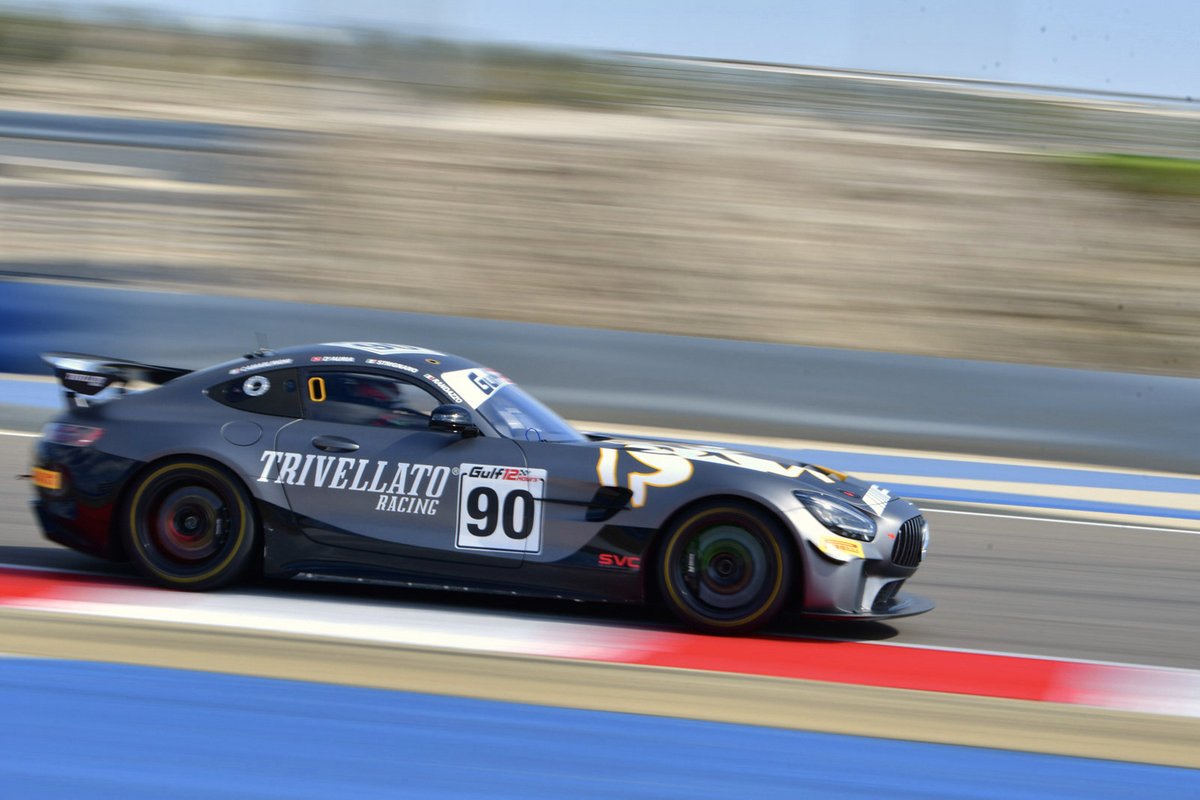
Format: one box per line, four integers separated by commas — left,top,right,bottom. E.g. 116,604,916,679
455,464,547,553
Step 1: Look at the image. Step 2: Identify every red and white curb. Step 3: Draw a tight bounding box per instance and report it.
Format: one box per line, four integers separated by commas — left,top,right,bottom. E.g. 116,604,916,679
2,565,1198,719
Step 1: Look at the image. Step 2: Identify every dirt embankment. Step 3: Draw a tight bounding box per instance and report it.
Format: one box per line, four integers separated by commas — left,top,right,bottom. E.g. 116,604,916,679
1,65,1198,376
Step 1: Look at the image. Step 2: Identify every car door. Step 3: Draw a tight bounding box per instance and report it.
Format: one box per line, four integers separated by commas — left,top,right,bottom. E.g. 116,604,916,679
516,439,652,570
269,368,534,568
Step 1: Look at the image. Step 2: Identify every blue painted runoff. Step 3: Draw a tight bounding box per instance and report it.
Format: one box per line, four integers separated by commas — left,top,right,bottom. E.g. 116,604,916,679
0,658,1195,799
0,378,58,409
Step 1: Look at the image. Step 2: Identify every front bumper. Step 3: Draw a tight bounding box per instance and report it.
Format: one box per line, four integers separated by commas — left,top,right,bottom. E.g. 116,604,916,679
787,501,932,618
800,590,935,621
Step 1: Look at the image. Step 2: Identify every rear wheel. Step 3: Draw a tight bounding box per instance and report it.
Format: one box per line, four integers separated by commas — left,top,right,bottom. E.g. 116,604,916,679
657,502,794,634
122,459,259,590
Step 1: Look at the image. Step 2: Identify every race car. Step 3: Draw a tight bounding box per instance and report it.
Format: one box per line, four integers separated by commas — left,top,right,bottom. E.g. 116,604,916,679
28,342,932,634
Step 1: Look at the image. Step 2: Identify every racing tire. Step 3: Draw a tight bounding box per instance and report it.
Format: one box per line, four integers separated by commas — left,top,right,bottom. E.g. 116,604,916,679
657,501,794,635
122,459,259,591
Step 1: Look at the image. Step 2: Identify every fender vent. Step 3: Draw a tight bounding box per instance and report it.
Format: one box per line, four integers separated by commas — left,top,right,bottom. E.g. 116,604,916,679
893,515,924,568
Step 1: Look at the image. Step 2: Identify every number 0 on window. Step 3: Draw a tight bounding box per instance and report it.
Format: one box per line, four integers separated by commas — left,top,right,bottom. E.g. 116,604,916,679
455,464,547,553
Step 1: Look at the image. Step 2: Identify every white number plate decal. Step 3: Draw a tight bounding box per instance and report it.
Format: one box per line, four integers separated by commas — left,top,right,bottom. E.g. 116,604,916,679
456,464,547,553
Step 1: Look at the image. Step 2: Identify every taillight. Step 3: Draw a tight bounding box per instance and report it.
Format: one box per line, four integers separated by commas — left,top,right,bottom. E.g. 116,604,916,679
42,423,104,447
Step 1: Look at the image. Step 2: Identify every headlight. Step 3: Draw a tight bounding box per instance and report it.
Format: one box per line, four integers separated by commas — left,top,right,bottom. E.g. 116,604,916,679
921,517,931,556
795,493,877,541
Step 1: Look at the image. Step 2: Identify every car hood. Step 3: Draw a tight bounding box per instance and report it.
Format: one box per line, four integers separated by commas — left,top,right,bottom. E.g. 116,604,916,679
585,434,900,517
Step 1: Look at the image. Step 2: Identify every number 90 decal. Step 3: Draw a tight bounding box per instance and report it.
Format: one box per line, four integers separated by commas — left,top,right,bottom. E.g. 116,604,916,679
455,464,547,553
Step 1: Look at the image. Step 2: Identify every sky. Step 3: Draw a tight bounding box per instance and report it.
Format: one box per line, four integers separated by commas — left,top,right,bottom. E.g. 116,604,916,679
26,1,1200,99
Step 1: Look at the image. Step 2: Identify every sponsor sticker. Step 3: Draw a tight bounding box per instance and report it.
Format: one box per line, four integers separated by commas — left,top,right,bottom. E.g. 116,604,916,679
455,464,547,553
63,372,108,388
365,358,420,374
595,446,698,508
32,467,62,491
440,368,511,409
598,553,641,570
228,358,292,375
256,450,449,517
422,373,464,404
600,441,833,483
310,355,355,363
816,536,865,561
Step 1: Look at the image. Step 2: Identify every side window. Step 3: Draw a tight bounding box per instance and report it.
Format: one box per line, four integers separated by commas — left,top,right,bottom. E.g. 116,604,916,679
208,368,302,418
305,371,442,429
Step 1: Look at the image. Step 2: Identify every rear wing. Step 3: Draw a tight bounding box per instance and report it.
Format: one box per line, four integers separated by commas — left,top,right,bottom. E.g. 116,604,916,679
42,352,192,408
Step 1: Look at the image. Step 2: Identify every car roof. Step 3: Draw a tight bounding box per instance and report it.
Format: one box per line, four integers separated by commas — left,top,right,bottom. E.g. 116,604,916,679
195,342,486,384
183,342,495,407
221,342,479,372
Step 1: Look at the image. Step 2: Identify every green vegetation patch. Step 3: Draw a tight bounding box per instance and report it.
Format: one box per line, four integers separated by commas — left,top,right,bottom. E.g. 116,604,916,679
1057,153,1200,197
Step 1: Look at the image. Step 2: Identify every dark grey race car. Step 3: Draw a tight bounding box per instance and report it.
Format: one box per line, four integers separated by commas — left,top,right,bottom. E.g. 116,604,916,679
29,342,932,634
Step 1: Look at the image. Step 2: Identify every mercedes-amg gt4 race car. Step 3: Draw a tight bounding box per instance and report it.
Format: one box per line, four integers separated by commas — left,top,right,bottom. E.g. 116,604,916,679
28,342,932,633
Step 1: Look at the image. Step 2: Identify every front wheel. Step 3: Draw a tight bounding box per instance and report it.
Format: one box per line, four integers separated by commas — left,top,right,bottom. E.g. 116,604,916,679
657,502,794,635
122,459,259,591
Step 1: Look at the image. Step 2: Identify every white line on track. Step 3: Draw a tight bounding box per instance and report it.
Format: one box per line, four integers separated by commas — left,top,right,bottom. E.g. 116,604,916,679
923,507,1200,534
0,430,39,438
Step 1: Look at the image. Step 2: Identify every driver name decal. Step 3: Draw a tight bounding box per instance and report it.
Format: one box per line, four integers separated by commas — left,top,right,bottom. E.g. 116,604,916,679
257,450,449,516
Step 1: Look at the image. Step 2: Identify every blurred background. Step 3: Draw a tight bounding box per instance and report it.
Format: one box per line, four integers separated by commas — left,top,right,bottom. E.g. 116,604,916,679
3,6,1200,795
0,0,1197,376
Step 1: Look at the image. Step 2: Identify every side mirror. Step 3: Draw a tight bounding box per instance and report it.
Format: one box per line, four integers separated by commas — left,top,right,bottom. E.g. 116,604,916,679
430,404,481,437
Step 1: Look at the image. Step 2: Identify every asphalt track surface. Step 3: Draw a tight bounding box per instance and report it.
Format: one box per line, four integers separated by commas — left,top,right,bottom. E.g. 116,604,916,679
3,426,1199,774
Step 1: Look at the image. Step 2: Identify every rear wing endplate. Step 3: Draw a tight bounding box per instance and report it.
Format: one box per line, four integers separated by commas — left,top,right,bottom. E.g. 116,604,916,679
41,352,192,407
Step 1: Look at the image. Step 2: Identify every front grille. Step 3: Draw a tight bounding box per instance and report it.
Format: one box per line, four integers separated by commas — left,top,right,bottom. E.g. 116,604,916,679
892,515,924,568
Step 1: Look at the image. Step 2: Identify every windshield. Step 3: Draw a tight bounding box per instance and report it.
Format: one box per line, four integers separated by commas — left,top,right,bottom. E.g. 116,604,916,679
476,384,584,443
